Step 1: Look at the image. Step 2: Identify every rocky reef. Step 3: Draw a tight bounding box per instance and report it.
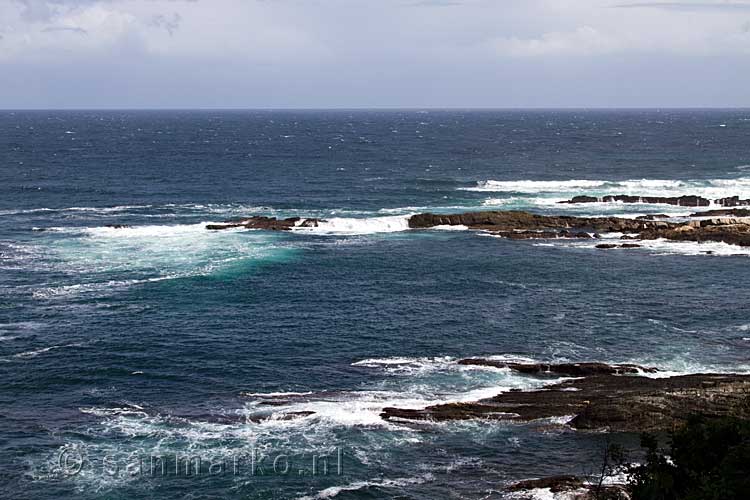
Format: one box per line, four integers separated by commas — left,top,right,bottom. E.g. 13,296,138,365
381,361,750,433
559,194,750,207
206,216,322,231
507,475,629,500
201,204,750,248
407,211,670,233
408,210,750,247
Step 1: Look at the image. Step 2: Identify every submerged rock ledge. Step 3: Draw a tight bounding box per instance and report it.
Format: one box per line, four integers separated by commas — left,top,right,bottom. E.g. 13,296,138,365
380,363,750,432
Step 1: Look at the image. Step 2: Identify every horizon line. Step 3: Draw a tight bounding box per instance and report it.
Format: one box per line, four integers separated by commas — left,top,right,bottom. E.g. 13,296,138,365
2,106,750,112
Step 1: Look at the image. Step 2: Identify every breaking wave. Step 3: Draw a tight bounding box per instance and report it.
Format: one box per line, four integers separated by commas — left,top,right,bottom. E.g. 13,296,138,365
292,215,412,235
524,233,750,258
462,177,750,199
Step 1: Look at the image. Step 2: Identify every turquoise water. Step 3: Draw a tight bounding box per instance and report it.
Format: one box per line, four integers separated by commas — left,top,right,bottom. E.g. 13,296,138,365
1,110,749,499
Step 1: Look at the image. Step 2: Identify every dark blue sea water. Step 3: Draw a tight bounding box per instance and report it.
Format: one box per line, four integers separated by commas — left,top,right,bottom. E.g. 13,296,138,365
1,110,749,499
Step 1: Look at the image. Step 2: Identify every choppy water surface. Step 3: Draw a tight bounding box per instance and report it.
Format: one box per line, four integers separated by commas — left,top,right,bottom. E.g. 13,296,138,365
1,110,749,499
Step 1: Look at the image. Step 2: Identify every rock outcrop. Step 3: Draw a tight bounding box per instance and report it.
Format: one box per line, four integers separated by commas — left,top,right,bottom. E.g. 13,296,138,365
507,476,629,500
596,243,642,249
408,210,750,247
559,194,750,207
206,216,322,231
714,196,750,207
559,195,711,206
689,208,750,217
381,369,750,433
202,209,750,248
407,211,672,233
638,221,750,247
456,359,657,376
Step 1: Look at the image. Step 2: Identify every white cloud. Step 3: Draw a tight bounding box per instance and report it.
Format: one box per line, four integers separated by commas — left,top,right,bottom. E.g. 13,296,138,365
0,3,137,60
489,1,750,57
1,0,750,106
491,26,619,57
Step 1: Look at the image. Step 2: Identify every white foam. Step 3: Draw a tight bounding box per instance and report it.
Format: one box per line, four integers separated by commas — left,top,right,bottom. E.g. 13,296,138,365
0,205,152,217
635,239,750,256
34,222,293,297
32,276,176,299
79,405,147,417
292,215,411,235
242,391,314,398
82,222,216,238
352,356,457,373
298,474,434,500
464,179,609,193
530,236,750,257
7,342,83,360
463,177,750,202
507,486,589,500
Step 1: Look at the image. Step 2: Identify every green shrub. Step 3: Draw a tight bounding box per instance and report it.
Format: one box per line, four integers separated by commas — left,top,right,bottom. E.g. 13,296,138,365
628,416,750,500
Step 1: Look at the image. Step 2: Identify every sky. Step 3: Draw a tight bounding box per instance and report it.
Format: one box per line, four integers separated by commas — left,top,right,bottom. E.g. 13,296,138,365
1,0,749,108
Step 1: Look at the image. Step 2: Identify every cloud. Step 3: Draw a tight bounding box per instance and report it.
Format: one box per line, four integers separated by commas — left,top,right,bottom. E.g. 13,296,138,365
149,12,181,36
1,0,750,107
614,1,750,11
41,25,88,34
491,26,619,57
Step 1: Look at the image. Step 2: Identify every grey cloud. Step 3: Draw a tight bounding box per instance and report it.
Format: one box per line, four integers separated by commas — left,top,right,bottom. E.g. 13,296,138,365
614,2,750,10
15,0,106,22
150,13,182,36
14,0,193,23
2,0,750,108
41,25,88,34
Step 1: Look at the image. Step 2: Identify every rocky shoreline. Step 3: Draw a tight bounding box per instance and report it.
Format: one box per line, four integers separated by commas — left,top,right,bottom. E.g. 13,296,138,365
507,475,630,500
380,361,750,432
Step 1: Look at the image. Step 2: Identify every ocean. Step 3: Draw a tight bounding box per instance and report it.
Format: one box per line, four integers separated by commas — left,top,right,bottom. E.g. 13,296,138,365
1,109,749,499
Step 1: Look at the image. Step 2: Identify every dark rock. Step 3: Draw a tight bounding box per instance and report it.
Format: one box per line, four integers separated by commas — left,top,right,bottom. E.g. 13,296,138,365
715,196,750,207
381,372,750,433
620,243,642,248
408,210,750,248
638,223,750,247
636,214,671,220
457,359,657,376
105,224,131,229
560,195,711,207
298,218,321,228
206,216,322,231
689,208,750,217
407,210,671,233
509,477,629,500
508,475,584,493
559,195,599,204
491,230,591,240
